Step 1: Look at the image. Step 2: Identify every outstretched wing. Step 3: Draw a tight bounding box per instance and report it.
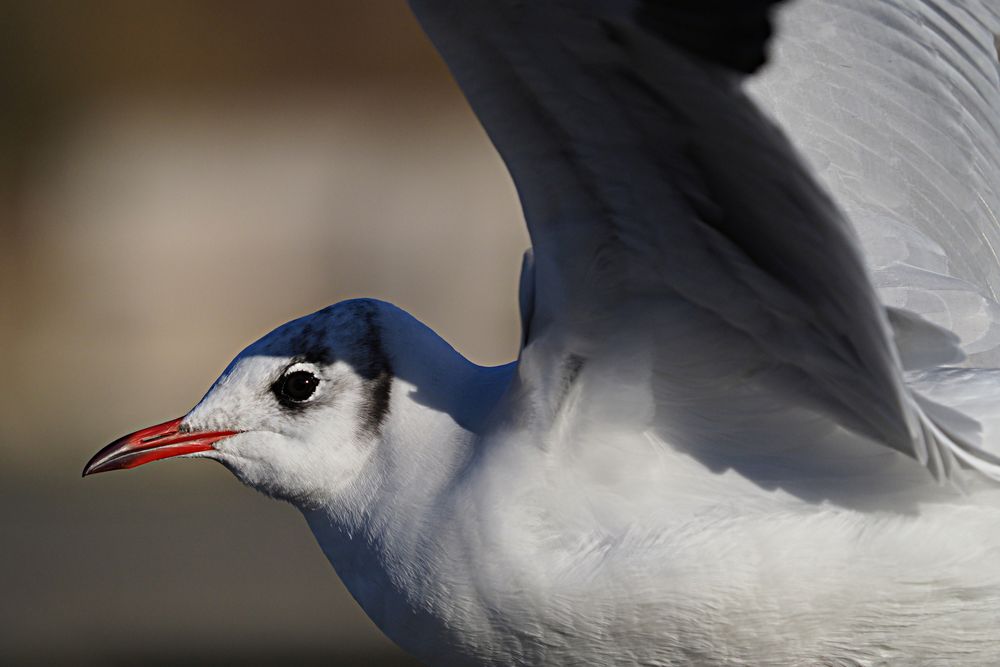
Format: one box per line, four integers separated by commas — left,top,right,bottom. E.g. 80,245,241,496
749,0,1000,364
410,0,1000,481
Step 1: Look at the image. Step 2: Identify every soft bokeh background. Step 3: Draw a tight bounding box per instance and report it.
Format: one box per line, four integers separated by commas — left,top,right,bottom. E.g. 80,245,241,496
1,2,527,664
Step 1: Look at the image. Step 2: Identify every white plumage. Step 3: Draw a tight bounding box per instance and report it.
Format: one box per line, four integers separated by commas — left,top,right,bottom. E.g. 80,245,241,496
85,1,1000,664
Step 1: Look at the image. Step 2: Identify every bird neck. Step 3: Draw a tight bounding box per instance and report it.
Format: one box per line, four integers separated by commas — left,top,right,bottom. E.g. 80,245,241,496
300,308,515,657
303,300,514,539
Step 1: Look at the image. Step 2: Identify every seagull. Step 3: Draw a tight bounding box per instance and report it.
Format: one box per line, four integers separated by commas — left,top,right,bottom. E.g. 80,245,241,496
84,0,1000,664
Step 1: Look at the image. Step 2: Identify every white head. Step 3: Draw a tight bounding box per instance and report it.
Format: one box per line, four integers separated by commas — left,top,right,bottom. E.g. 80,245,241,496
83,299,399,511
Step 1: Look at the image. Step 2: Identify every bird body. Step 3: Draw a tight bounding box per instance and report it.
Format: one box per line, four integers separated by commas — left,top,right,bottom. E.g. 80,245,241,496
83,0,1000,664
281,300,1000,666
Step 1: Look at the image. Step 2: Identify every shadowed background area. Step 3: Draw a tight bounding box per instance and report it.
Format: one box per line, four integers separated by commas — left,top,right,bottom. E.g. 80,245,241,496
1,2,526,664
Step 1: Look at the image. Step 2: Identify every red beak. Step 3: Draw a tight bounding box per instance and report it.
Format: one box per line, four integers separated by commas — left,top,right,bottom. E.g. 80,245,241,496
82,417,239,477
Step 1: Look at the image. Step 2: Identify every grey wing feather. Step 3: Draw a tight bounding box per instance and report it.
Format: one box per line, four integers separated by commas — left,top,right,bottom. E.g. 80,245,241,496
749,0,1000,364
410,0,1000,482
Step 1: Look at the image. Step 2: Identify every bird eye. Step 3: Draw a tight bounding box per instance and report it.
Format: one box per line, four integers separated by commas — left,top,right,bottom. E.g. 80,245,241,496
275,369,320,404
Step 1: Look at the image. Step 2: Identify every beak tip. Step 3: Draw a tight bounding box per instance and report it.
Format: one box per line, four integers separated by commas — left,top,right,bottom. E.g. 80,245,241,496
81,456,105,478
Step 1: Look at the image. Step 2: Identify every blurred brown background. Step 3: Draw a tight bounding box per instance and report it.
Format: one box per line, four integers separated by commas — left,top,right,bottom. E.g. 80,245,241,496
1,2,526,664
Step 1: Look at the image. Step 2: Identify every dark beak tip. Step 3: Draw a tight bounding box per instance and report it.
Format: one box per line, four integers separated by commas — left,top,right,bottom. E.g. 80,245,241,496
81,435,131,478
81,452,111,477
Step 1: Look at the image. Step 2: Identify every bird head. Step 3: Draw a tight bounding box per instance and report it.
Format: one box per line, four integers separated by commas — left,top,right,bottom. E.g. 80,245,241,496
83,299,394,509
